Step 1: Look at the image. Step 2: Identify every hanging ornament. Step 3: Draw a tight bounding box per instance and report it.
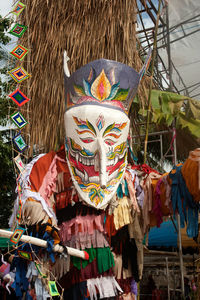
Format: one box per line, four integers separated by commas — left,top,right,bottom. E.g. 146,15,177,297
10,111,28,129
12,1,26,17
48,281,60,297
18,250,33,261
10,44,29,61
9,23,27,38
8,88,30,107
13,133,27,152
8,67,30,83
13,154,25,173
9,227,25,245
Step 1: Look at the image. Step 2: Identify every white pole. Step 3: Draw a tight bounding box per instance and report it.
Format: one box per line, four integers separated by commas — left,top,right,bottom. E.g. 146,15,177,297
0,229,89,260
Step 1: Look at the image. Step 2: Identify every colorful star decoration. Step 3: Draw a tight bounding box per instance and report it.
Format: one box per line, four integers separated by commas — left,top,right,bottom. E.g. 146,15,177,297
10,44,29,61
48,281,60,297
13,133,27,152
13,154,25,173
8,67,30,83
12,1,26,16
8,89,30,107
10,111,28,129
9,23,27,38
9,227,25,245
18,250,33,261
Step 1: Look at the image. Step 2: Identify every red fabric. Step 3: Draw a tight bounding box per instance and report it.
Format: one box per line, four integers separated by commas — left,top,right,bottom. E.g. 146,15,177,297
131,164,160,176
105,214,117,239
29,150,56,192
59,259,113,289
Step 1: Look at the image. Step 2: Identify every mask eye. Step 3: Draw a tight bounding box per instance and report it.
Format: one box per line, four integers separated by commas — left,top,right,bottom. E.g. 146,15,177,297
105,139,116,146
80,137,94,144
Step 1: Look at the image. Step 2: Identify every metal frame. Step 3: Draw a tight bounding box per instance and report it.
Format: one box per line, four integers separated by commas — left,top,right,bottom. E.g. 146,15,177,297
136,0,200,98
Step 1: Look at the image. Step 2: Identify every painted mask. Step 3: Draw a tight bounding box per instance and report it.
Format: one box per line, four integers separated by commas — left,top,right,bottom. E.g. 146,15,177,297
64,58,147,208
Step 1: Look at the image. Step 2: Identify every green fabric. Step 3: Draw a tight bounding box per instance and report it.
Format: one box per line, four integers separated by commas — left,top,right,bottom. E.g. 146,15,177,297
96,247,115,273
0,234,12,249
71,247,115,273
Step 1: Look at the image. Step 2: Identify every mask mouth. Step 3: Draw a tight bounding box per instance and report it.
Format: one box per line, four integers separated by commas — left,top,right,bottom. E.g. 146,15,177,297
67,143,127,186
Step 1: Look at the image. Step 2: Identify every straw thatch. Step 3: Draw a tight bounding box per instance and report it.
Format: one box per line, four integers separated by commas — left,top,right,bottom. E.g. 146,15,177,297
18,0,149,156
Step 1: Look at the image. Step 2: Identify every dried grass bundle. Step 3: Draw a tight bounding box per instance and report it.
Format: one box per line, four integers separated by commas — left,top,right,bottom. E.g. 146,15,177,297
19,0,148,156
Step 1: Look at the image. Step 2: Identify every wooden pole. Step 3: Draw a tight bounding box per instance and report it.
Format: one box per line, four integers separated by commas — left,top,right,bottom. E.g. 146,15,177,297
0,229,89,260
165,257,170,300
177,214,185,297
143,0,162,164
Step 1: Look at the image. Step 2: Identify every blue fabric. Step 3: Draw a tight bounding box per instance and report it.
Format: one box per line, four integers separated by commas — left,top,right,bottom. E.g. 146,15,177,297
124,179,129,197
11,256,29,298
117,183,123,199
148,220,178,248
43,231,55,263
127,140,138,162
169,165,199,238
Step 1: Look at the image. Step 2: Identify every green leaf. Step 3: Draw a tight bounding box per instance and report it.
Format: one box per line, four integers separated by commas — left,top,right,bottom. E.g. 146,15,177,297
150,90,161,109
178,113,200,138
187,100,200,119
138,108,147,117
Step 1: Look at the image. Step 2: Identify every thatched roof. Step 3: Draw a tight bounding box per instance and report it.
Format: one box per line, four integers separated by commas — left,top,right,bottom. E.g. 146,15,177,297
17,0,149,157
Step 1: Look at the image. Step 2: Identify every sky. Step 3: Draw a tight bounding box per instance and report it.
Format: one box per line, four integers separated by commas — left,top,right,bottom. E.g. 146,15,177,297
0,0,13,17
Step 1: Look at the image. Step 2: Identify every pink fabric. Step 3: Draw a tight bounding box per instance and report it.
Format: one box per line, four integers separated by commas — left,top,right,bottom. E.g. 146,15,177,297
124,172,140,213
38,154,66,206
63,230,109,249
59,214,105,242
162,175,172,210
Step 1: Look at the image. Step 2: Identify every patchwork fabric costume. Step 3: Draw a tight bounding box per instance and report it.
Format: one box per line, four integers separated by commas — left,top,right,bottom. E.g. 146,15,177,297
10,58,148,299
9,58,200,299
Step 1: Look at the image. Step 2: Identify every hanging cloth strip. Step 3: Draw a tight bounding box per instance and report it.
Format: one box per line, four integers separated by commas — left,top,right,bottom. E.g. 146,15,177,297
64,230,109,250
169,164,199,237
181,148,200,202
124,172,140,213
87,276,123,300
140,172,161,234
71,247,114,273
11,257,29,298
127,168,144,208
113,197,133,230
152,178,163,227
59,214,105,242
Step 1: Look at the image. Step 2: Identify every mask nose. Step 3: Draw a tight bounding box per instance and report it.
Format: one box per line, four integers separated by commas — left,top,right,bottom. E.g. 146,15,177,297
97,139,107,189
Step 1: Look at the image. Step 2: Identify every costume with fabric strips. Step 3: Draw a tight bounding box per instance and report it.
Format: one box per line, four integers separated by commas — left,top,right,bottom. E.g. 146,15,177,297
9,57,200,299
9,58,149,299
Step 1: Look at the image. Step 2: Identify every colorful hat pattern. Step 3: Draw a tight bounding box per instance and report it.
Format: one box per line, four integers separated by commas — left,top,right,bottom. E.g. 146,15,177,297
64,51,151,115
64,59,140,115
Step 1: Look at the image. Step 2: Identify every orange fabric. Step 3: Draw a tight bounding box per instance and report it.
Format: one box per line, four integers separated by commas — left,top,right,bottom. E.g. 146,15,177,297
181,148,200,202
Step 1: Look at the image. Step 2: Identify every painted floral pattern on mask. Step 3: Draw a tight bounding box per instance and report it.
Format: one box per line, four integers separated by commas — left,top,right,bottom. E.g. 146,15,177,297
68,69,130,113
65,113,128,206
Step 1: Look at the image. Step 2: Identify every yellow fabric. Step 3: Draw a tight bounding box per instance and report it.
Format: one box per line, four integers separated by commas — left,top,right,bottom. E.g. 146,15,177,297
113,197,133,230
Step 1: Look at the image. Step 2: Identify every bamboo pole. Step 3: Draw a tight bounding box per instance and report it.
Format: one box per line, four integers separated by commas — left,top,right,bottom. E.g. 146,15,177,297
166,257,170,300
143,0,162,164
0,229,89,260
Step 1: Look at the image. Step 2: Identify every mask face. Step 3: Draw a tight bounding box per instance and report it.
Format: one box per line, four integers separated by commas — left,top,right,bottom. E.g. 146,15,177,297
64,104,130,208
